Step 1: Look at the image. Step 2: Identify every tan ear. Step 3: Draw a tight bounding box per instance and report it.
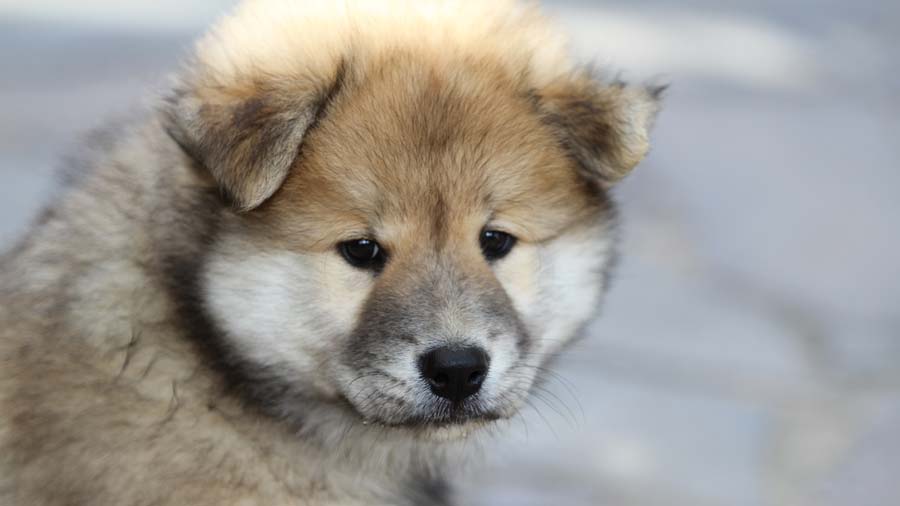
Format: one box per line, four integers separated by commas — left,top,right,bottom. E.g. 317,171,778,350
538,72,664,185
163,64,346,211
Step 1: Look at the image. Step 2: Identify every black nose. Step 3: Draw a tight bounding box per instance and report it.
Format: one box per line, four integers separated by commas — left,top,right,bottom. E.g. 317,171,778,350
418,347,489,403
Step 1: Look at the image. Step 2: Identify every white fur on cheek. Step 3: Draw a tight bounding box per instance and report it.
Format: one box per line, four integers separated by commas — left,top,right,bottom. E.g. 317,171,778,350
495,225,614,359
532,227,614,356
203,241,372,395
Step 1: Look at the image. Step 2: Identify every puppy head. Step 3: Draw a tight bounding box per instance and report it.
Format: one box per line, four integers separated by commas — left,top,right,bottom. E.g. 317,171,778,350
165,0,661,439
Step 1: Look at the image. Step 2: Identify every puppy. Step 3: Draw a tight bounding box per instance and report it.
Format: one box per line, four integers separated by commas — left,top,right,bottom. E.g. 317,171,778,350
0,1,661,504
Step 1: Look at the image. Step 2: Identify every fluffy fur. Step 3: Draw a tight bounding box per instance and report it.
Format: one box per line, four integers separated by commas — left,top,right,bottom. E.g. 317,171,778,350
0,1,661,504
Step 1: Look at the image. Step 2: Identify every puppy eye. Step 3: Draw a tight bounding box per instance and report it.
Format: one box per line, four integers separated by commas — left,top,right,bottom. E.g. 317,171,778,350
339,239,386,271
480,230,516,261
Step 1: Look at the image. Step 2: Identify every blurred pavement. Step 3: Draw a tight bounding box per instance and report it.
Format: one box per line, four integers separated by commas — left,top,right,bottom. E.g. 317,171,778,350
1,1,898,505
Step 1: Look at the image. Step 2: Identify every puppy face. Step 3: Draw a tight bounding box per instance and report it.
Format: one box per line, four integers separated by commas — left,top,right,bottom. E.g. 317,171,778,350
197,58,625,436
166,2,661,440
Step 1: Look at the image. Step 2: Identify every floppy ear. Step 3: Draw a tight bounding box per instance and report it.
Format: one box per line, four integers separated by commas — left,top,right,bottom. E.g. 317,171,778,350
163,66,345,211
538,72,664,186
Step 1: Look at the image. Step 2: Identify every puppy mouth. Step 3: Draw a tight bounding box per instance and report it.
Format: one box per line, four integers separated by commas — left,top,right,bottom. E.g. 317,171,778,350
388,408,503,429
340,393,504,430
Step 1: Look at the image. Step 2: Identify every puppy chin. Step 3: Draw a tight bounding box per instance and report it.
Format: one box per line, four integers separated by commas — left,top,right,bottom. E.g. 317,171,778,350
416,421,491,442
347,405,503,442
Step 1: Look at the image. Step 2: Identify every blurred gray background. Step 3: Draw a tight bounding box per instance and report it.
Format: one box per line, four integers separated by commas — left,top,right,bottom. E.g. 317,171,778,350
2,1,898,505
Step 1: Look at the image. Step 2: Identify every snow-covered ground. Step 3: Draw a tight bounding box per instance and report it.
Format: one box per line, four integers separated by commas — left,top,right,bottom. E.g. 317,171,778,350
2,1,898,505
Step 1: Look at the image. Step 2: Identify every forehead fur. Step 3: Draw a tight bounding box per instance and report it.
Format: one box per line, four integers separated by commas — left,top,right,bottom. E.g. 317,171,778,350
191,0,573,90
260,54,604,251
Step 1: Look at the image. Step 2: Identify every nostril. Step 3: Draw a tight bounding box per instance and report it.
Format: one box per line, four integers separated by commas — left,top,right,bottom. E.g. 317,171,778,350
430,373,449,388
417,346,490,403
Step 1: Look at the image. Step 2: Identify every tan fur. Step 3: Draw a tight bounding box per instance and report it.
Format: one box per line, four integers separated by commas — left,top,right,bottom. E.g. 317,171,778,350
1,1,660,504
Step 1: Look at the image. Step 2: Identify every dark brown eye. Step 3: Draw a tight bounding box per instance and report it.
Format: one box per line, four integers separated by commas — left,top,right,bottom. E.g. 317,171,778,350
339,239,386,271
480,230,516,261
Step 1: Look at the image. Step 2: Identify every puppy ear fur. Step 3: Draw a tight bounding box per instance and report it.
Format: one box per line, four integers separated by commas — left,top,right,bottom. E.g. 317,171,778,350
539,72,664,186
163,63,346,212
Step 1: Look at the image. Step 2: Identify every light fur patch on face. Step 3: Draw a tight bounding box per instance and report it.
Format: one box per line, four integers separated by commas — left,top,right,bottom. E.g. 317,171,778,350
203,235,373,397
497,221,615,360
533,224,615,357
